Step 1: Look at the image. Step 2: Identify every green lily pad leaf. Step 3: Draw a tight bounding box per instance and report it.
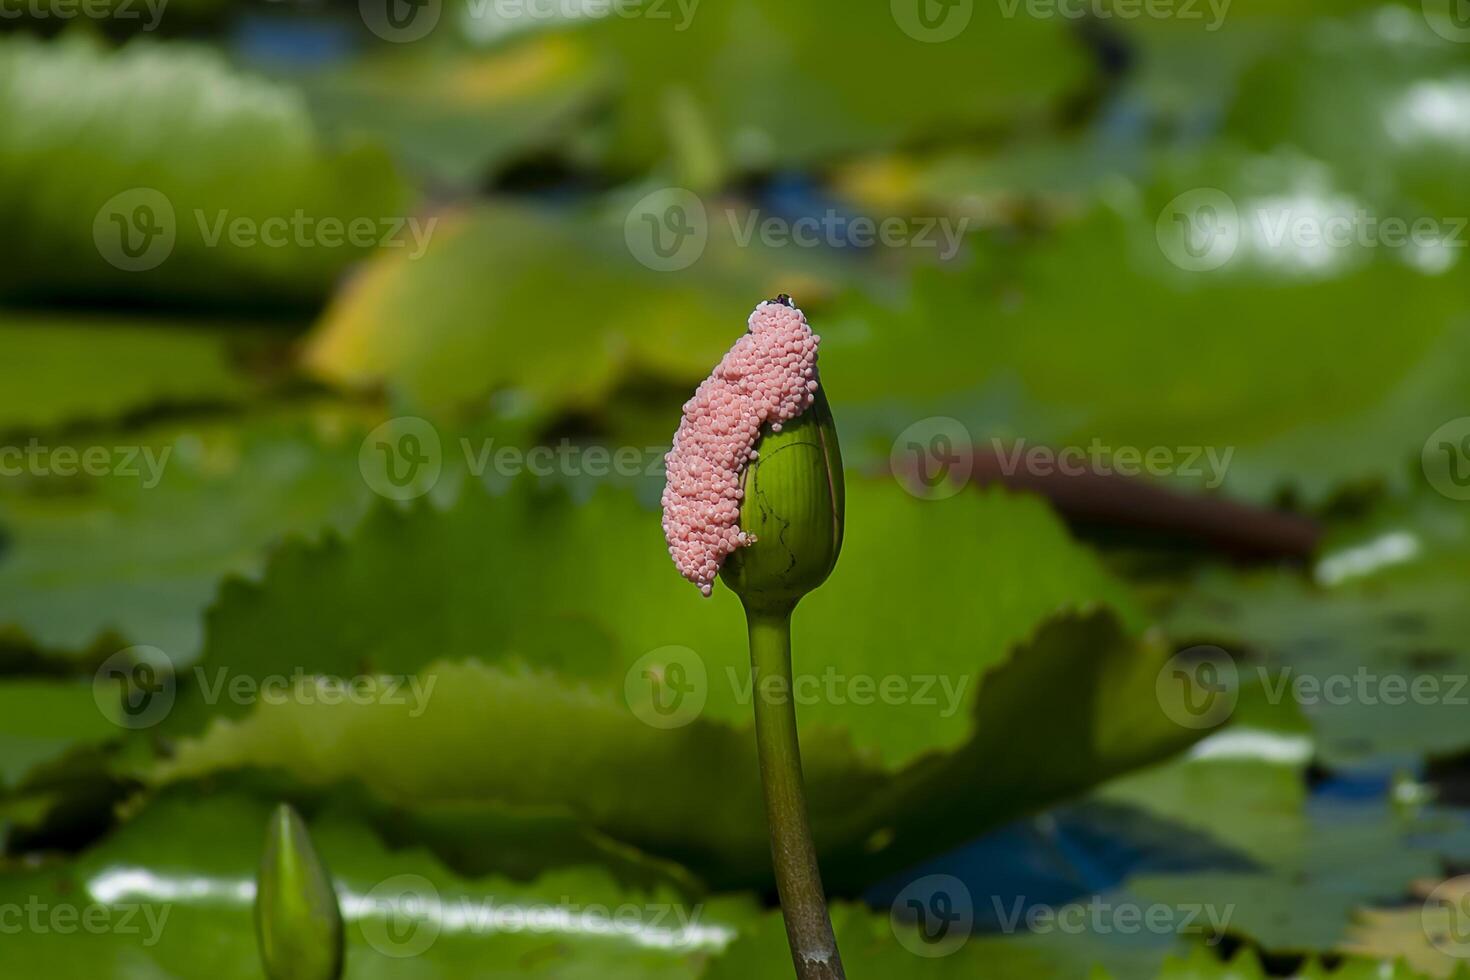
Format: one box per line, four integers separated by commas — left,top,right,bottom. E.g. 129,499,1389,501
295,34,606,188
301,198,842,417
824,148,1470,505
1162,491,1470,767
0,312,275,433
709,899,1178,979
1226,8,1470,220
156,603,1195,892
0,407,382,660
171,476,1146,768
148,769,707,895
1094,700,1470,960
1105,0,1412,30
0,680,116,790
15,787,1425,979
1343,876,1470,979
485,0,1092,176
0,787,761,978
1123,800,1448,954
0,34,409,309
1131,944,1447,980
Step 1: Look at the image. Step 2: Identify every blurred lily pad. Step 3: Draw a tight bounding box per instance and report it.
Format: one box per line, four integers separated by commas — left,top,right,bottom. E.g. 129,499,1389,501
0,407,381,659
1092,706,1470,959
295,33,606,188
471,0,1093,177
825,148,1470,505
303,198,843,417
171,477,1145,766
1226,8,1470,220
0,788,760,978
0,34,409,308
1162,491,1470,767
0,680,115,790
0,312,274,433
12,787,1425,978
153,476,1197,891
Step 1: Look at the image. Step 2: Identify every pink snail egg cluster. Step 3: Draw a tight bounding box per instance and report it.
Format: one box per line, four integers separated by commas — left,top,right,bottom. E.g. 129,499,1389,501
661,298,821,596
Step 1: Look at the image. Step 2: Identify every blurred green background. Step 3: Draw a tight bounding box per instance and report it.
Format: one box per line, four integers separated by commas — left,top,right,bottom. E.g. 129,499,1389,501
2,0,1470,976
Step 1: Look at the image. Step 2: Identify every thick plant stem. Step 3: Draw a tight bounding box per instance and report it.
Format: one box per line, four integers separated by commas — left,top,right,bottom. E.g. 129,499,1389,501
745,602,846,980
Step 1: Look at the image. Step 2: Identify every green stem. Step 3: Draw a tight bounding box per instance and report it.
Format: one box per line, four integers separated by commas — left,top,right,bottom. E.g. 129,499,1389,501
745,602,846,980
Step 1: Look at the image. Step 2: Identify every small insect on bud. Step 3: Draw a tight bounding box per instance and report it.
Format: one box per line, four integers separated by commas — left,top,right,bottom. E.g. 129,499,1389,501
255,804,344,980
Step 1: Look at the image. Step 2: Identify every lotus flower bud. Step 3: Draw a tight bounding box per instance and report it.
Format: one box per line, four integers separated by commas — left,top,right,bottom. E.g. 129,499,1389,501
662,295,843,607
255,804,344,980
719,382,843,608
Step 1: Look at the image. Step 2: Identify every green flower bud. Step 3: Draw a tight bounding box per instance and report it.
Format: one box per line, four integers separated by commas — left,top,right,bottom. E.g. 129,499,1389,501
719,384,845,610
255,804,344,980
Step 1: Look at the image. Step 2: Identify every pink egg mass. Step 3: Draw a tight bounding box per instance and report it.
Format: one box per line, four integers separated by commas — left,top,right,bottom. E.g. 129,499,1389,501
661,295,821,596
